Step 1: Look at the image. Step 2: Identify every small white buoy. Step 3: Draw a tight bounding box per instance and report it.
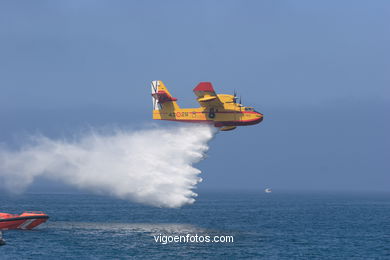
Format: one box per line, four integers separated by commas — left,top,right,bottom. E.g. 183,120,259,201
0,231,5,246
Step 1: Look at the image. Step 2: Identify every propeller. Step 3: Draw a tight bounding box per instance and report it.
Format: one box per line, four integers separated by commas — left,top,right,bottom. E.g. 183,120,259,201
233,89,239,103
239,95,242,111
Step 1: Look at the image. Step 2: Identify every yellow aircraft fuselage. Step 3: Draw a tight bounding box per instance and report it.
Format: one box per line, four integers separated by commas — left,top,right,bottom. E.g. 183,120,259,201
151,81,263,131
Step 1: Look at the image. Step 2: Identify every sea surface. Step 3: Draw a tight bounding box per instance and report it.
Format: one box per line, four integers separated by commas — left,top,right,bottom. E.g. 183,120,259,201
0,192,389,259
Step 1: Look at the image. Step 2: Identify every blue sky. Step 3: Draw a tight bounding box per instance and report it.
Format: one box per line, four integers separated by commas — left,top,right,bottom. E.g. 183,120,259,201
0,0,389,192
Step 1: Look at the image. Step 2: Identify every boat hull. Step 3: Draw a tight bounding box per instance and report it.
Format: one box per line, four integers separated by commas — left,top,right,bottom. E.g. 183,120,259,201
0,212,49,230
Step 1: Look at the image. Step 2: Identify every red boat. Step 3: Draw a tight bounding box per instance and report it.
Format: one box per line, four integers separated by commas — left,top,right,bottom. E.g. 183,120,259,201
0,211,49,230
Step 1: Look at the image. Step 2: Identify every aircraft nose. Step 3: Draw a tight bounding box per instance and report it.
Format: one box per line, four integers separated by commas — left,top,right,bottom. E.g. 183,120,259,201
257,113,264,123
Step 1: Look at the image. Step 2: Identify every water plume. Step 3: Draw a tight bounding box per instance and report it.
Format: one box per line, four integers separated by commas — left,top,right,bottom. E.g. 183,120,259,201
0,124,216,208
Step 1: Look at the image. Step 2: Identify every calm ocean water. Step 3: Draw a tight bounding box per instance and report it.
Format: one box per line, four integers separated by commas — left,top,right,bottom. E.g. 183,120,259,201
0,192,389,259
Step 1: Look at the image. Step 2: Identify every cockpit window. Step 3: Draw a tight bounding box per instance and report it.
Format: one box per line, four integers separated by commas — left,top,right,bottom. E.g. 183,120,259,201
245,107,254,111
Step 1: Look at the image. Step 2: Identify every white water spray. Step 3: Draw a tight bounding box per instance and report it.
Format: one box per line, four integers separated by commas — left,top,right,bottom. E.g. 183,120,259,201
0,125,216,208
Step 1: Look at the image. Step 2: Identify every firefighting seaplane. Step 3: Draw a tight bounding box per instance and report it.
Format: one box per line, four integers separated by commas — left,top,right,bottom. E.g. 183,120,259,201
151,80,263,131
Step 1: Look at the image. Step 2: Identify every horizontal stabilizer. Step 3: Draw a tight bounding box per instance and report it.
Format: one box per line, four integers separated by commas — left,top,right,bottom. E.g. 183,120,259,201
151,80,179,111
152,91,177,103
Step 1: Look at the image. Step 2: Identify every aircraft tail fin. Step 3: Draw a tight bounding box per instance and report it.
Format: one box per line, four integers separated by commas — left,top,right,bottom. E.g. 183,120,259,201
151,80,180,110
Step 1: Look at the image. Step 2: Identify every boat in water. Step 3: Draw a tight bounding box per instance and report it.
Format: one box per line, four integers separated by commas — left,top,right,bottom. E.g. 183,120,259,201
0,211,49,230
264,188,272,193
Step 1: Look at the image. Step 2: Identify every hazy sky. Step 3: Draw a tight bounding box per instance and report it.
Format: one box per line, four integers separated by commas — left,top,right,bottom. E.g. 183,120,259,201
0,0,389,192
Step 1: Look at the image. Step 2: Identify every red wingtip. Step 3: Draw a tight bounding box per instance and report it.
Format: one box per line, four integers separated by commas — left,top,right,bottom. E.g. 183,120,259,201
193,82,214,92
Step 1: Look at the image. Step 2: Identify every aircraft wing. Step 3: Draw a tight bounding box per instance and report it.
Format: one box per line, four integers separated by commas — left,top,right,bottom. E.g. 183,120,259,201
193,82,224,108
